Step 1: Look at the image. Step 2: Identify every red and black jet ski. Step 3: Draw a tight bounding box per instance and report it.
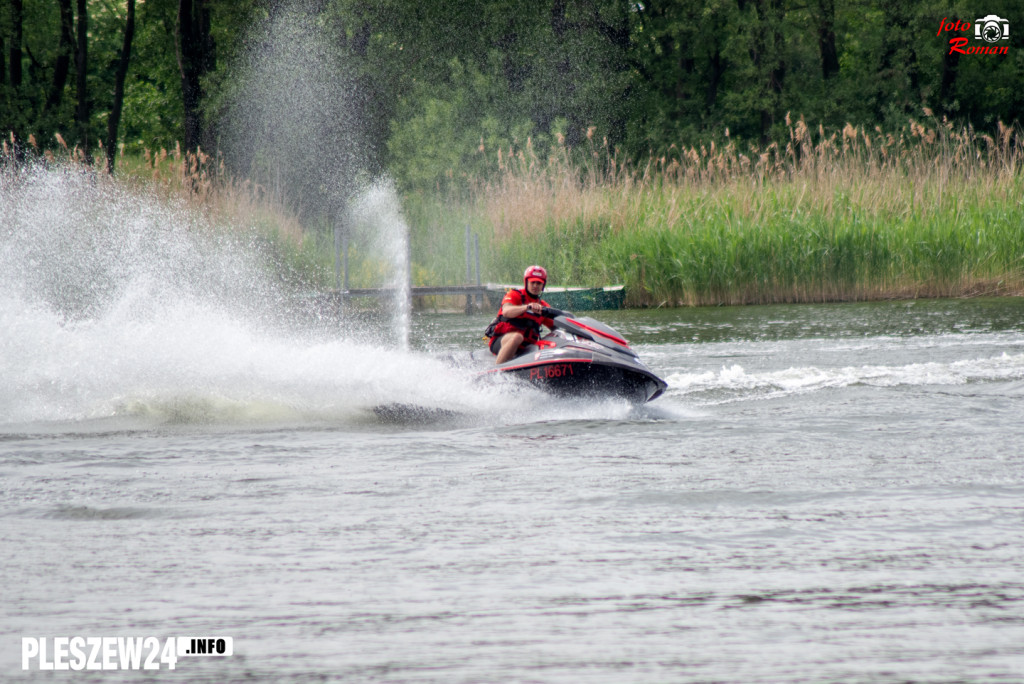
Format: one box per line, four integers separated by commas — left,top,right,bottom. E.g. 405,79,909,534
481,307,667,403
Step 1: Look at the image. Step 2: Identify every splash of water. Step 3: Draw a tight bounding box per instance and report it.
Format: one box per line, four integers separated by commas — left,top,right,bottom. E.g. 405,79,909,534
0,165,498,428
220,2,363,222
216,1,411,349
348,179,411,351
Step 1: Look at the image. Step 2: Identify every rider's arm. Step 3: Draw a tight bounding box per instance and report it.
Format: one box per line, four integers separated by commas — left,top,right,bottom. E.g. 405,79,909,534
500,301,543,319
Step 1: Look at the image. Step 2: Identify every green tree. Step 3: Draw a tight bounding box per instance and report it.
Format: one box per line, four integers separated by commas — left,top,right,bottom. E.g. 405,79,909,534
328,0,637,189
2,0,1020,185
175,0,215,152
104,0,135,172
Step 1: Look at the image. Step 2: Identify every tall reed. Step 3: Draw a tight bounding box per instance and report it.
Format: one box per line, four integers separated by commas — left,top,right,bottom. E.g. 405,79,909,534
443,115,1024,306
14,119,1023,308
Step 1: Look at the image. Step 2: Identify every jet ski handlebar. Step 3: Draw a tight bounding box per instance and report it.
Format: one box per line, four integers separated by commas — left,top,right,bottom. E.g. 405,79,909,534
540,306,573,319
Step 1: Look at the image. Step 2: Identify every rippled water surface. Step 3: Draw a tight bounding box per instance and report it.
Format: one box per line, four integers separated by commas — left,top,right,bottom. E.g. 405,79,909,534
4,297,1024,682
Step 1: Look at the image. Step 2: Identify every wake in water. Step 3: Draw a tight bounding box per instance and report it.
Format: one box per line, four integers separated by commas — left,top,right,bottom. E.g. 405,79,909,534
0,165,517,428
664,351,1024,405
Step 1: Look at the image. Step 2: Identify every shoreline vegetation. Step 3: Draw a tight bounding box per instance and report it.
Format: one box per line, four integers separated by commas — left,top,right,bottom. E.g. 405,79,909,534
7,116,1024,309
431,115,1024,307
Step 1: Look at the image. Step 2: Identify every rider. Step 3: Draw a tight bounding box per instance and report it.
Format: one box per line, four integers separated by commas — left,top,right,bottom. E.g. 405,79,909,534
488,265,555,364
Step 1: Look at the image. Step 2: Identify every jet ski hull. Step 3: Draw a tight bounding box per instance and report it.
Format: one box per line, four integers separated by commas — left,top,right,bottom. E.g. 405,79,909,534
491,357,666,403
480,308,668,403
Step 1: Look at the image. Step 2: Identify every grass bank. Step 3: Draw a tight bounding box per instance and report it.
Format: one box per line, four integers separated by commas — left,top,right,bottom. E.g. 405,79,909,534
410,117,1024,306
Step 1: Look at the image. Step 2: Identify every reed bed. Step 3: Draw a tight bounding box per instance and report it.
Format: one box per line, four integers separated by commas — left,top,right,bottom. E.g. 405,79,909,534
12,119,1023,308
437,116,1024,306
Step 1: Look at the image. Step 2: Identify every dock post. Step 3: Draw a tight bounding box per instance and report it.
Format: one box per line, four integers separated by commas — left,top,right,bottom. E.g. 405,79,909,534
333,219,341,290
474,234,482,311
465,225,472,315
333,218,347,313
341,225,349,307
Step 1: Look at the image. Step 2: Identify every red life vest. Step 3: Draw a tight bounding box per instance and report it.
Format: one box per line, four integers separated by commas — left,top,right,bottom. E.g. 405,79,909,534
489,288,553,344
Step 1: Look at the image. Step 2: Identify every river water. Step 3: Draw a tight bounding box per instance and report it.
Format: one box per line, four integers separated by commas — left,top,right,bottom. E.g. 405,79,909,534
3,297,1024,682
2,169,1024,681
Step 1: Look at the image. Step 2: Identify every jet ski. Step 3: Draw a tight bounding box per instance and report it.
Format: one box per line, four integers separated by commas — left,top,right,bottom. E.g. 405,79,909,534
480,308,667,403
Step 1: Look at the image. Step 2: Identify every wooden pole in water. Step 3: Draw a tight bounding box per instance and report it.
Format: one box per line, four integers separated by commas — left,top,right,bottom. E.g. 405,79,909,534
333,217,346,312
333,219,341,290
340,219,349,311
342,228,349,293
474,233,482,310
465,224,472,314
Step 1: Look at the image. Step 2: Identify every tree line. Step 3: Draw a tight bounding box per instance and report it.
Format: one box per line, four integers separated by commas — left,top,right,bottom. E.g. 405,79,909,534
2,0,1020,188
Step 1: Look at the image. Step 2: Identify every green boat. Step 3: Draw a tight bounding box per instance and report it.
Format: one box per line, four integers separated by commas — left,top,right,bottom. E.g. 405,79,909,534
485,284,625,311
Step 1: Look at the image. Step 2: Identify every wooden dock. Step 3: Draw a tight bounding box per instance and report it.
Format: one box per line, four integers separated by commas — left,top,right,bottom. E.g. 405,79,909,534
316,284,624,314
321,285,491,314
342,285,489,298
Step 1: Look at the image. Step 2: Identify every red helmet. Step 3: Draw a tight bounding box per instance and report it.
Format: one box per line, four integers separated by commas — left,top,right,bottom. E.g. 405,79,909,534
523,265,548,288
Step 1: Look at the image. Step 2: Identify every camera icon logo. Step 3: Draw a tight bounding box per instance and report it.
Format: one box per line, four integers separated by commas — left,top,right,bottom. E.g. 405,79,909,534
975,15,1010,42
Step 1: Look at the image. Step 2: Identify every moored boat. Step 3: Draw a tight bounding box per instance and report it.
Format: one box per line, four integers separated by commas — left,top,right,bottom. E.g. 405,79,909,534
485,284,625,311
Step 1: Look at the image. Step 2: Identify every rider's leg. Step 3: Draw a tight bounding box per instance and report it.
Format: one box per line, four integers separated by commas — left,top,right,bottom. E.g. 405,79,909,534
495,332,524,364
